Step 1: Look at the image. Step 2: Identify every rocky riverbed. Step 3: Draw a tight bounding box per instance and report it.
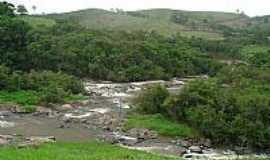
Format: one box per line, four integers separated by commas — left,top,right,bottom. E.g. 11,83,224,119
0,78,269,160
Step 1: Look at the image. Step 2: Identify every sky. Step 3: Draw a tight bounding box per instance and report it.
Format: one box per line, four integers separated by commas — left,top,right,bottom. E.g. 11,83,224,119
6,0,270,17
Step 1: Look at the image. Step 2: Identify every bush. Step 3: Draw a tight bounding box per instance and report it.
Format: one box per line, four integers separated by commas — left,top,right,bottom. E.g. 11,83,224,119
21,70,84,94
0,65,85,106
174,67,270,148
40,85,67,105
0,65,84,94
134,66,270,149
0,65,10,89
135,85,169,114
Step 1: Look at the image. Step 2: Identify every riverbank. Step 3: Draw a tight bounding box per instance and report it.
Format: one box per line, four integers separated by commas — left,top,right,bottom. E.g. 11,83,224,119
0,79,269,160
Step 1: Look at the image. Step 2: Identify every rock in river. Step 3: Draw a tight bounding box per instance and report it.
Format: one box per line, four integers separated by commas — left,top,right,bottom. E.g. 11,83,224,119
0,138,8,145
127,128,158,140
0,120,15,128
25,136,56,144
188,146,202,153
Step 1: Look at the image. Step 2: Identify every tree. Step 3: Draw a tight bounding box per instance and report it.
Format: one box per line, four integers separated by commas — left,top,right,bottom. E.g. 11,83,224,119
135,85,169,114
17,5,28,15
109,8,115,12
0,12,30,68
171,13,189,24
203,19,208,23
115,8,125,15
0,1,15,16
264,17,269,23
32,5,37,13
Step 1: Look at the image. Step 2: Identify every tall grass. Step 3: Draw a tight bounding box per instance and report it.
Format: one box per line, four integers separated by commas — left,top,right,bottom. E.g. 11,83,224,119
124,114,199,137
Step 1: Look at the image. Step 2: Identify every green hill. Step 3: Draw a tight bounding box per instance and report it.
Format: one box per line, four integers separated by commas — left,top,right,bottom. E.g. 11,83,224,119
19,8,270,40
47,8,244,39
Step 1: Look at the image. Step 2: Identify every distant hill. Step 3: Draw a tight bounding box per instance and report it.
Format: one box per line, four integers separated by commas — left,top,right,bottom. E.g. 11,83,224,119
18,8,270,40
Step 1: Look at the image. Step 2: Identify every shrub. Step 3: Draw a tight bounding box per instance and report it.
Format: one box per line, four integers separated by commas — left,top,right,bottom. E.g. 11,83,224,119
175,67,270,148
0,65,84,95
134,66,270,149
0,65,10,89
22,71,84,94
40,85,67,105
0,65,85,108
135,85,169,114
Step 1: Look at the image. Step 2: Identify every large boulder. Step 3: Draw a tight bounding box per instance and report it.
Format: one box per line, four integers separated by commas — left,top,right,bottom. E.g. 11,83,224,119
0,120,15,128
127,128,158,140
33,106,57,117
172,139,192,148
0,111,12,117
99,134,119,144
59,104,73,111
158,145,187,156
80,100,90,106
99,132,138,146
0,138,9,145
18,136,57,148
25,136,56,144
189,146,202,153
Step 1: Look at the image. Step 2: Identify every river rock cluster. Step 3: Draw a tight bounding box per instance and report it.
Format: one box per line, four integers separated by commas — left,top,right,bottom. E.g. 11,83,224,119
0,134,55,148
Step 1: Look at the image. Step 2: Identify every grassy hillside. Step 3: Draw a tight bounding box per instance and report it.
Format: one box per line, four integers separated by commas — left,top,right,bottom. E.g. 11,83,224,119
46,8,239,40
136,9,247,24
20,8,270,39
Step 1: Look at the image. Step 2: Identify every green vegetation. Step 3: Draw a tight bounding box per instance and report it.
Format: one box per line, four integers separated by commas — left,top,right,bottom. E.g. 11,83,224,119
0,65,85,107
135,85,169,114
17,16,56,28
189,29,270,61
241,45,270,66
248,15,270,32
0,90,39,112
46,9,228,39
0,142,179,160
1,7,223,82
0,90,39,106
0,1,15,17
1,1,270,153
135,66,270,149
25,28,222,81
124,114,198,137
0,90,86,112
1,2,268,83
46,8,262,39
180,31,224,40
132,85,198,137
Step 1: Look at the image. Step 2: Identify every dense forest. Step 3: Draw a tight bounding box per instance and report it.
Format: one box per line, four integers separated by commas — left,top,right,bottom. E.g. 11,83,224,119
0,0,270,153
1,5,222,82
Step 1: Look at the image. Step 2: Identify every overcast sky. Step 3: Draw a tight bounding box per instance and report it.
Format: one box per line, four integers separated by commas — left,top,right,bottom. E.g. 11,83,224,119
6,0,270,17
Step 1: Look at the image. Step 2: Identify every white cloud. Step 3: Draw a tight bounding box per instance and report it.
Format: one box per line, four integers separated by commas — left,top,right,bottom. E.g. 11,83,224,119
6,0,270,16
